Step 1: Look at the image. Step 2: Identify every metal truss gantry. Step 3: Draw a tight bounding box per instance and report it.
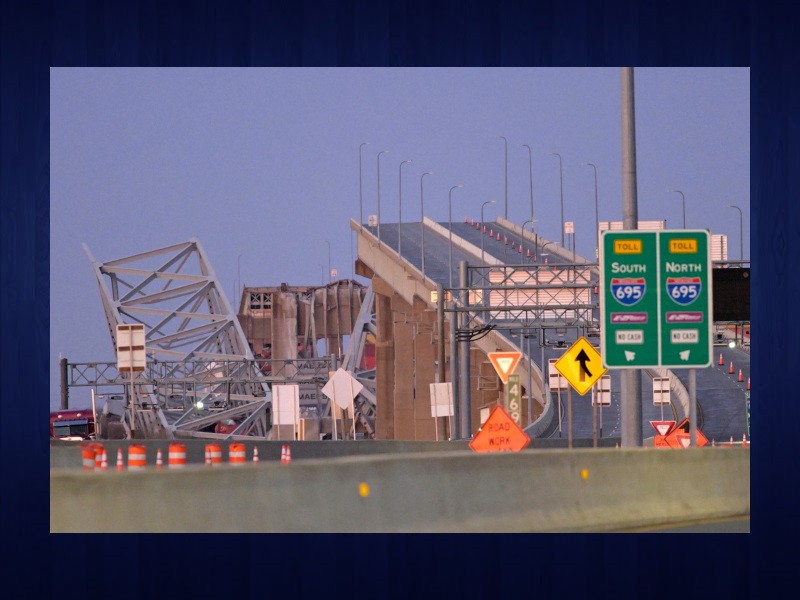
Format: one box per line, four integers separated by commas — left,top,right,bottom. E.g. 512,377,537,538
84,238,274,439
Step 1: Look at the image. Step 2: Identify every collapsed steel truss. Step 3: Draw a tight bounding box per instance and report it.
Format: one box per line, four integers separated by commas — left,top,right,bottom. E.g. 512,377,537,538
84,238,275,439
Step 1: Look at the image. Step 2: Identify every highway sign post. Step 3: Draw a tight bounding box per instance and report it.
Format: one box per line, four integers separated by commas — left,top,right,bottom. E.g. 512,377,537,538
555,337,607,448
600,230,712,447
116,323,146,440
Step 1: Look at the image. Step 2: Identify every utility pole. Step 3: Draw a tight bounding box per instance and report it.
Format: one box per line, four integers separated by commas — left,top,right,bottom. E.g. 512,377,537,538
621,67,642,448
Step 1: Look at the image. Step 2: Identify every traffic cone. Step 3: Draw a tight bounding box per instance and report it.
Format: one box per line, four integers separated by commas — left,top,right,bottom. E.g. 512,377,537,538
253,447,259,463
116,448,124,471
729,435,734,447
729,361,734,374
738,369,744,382
712,439,716,447
94,445,104,472
747,377,750,391
719,353,724,366
464,216,468,223
101,450,108,471
742,434,748,447
518,245,523,254
280,445,287,463
545,257,548,264
526,249,531,258
483,225,487,234
156,448,163,469
496,232,501,240
285,445,292,463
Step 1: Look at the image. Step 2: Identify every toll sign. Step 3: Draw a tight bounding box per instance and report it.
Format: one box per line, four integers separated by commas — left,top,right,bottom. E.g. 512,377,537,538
469,405,530,453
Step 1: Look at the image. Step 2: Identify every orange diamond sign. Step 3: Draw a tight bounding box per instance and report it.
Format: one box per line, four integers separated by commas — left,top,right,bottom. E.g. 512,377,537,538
664,418,708,448
469,405,531,453
487,351,522,384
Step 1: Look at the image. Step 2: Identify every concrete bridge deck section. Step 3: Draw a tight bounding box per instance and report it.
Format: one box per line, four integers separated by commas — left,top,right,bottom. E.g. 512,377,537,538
51,447,749,533
352,217,749,444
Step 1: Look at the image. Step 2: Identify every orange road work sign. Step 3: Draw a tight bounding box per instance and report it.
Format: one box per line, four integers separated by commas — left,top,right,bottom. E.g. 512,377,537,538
487,351,522,385
469,405,530,453
664,418,708,448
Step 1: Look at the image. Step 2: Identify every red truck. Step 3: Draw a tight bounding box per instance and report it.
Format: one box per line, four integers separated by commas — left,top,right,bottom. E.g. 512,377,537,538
50,409,96,441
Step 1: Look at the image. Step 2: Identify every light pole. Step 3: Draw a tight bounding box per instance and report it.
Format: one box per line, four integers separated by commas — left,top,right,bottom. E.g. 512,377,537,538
420,171,433,277
480,200,496,264
325,240,331,283
728,204,744,261
398,159,412,256
671,189,686,228
550,152,565,246
521,218,538,258
377,150,389,242
541,241,554,262
448,184,464,289
359,142,368,225
500,136,508,219
587,163,599,259
522,144,534,237
318,264,324,285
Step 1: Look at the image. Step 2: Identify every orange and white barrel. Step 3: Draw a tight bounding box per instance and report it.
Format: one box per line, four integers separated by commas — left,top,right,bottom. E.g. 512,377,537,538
82,444,98,471
206,443,222,466
168,442,187,468
93,444,105,472
128,444,147,470
229,442,246,465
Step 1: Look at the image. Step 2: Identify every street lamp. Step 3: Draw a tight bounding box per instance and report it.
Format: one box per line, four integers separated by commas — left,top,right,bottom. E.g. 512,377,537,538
325,240,331,283
541,241,555,262
521,218,538,260
398,159,413,256
420,171,433,277
359,142,368,225
550,152,565,246
587,163,599,259
448,184,464,289
480,200,497,264
671,189,686,228
728,204,744,261
377,150,389,242
500,136,508,219
522,144,534,237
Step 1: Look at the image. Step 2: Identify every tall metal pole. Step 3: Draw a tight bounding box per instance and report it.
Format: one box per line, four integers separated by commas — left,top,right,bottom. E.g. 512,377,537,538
689,368,697,447
480,199,496,264
500,136,508,219
459,260,472,439
448,184,464,289
325,240,331,283
359,142,368,225
377,150,388,243
621,67,643,448
550,152,564,247
587,163,599,259
671,189,686,229
523,144,534,237
436,283,447,439
527,333,533,426
420,172,433,277
449,301,459,439
729,204,743,260
398,159,412,256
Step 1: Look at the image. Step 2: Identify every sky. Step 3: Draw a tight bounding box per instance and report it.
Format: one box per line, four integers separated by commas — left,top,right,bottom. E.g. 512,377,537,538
50,67,749,410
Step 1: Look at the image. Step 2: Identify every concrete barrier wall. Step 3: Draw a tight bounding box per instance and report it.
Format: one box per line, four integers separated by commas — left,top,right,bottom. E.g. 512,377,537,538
51,447,749,533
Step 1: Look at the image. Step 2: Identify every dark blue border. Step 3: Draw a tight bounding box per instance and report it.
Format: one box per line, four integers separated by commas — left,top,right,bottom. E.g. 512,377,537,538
2,0,790,596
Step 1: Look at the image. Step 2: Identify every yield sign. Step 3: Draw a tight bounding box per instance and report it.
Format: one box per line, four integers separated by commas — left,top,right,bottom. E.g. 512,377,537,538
554,337,607,395
650,420,676,436
487,351,522,385
469,405,530,453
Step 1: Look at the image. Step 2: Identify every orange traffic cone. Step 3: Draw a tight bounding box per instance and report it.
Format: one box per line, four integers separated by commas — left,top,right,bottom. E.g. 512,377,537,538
101,450,108,471
253,447,259,463
116,448,124,471
483,225,486,234
156,448,163,469
719,353,724,366
280,445,287,463
729,436,734,447
747,377,750,391
464,216,468,223
496,233,501,240
518,245,523,254
742,434,748,447
729,361,734,374
738,369,743,383
526,249,531,258
712,439,716,447
544,257,548,264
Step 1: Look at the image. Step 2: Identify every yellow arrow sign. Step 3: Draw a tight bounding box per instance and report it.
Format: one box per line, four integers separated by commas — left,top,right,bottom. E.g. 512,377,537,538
554,337,607,396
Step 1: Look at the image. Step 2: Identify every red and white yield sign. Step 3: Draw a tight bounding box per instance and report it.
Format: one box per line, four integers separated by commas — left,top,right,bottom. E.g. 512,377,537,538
487,351,522,385
650,420,677,436
469,405,530,453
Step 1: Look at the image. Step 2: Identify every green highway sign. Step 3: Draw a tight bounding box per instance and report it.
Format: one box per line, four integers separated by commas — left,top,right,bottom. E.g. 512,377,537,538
507,374,522,426
600,230,713,368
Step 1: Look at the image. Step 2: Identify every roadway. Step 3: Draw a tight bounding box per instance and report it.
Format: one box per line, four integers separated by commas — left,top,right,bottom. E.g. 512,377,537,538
365,218,748,444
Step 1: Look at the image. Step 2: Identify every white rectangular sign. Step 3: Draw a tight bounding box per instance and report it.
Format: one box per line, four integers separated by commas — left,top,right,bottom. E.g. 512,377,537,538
429,382,454,417
653,376,671,406
116,324,146,371
273,384,300,425
548,359,569,391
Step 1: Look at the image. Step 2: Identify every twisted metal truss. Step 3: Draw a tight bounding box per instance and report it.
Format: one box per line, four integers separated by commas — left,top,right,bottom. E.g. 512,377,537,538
84,238,274,439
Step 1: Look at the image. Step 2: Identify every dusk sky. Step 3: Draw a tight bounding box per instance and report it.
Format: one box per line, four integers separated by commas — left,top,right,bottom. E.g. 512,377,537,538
50,67,749,410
